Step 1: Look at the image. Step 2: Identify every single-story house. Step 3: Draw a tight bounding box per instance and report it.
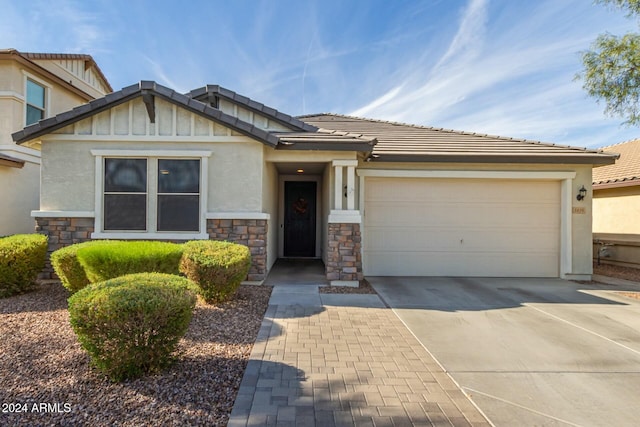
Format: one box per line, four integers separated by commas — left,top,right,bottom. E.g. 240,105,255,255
12,81,618,282
592,138,640,267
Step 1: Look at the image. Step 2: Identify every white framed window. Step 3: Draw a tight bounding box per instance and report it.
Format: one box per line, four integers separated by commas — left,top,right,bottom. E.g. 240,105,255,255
26,79,46,126
91,150,211,240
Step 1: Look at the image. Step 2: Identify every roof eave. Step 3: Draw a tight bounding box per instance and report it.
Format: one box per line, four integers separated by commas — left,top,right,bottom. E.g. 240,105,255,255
367,153,619,164
276,142,374,152
0,156,25,168
593,179,640,190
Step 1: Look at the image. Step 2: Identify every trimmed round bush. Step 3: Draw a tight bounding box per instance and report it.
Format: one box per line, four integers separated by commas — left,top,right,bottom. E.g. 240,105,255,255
76,240,184,283
179,240,251,304
51,240,119,294
68,273,198,382
0,234,48,298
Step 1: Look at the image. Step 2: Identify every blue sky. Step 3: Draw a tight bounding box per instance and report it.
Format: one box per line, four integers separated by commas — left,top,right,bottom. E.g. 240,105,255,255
2,0,639,148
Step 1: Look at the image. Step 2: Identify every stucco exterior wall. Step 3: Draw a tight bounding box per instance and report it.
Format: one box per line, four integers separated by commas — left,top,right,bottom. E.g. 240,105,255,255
593,186,640,235
0,61,93,139
39,98,266,214
0,162,39,235
40,138,264,213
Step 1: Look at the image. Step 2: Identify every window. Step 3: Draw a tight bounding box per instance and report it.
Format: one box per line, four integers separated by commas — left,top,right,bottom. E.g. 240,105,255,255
157,159,200,231
104,158,147,230
26,79,46,126
101,157,201,233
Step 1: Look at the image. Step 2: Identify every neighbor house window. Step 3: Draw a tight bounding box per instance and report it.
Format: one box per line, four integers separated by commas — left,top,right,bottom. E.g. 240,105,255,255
102,157,201,233
26,79,46,126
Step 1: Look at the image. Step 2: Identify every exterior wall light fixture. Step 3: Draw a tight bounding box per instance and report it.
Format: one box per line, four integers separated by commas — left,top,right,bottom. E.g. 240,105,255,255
576,185,587,201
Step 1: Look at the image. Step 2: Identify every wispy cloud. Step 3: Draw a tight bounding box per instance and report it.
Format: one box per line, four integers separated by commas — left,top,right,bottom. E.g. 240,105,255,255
347,0,640,147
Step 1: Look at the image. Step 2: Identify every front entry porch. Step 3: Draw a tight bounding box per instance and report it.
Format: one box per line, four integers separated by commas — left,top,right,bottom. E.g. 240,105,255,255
264,258,327,285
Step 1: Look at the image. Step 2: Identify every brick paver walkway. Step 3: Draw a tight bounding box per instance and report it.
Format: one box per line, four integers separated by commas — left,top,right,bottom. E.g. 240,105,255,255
229,286,491,426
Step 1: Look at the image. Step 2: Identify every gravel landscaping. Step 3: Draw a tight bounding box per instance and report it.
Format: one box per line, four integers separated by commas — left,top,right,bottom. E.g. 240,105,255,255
0,282,271,426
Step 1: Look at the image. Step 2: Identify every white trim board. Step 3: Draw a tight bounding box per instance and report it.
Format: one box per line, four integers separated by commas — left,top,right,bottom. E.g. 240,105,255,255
32,210,95,218
91,149,212,157
357,169,577,180
91,231,210,240
206,212,270,220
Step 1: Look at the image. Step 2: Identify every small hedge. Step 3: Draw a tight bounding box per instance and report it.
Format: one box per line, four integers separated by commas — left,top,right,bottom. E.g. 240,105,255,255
179,240,251,303
76,241,183,283
51,240,118,294
68,273,198,382
0,234,48,298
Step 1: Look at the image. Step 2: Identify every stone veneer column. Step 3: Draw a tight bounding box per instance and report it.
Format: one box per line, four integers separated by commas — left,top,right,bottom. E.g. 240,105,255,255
326,222,363,283
207,219,268,282
35,217,95,280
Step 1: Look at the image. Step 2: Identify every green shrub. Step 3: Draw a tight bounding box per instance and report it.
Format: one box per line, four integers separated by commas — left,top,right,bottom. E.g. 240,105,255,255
51,240,119,294
68,273,198,382
0,234,48,298
179,240,251,303
76,241,183,283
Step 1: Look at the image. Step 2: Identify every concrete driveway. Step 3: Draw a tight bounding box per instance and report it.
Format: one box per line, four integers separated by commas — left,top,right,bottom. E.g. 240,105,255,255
368,277,640,426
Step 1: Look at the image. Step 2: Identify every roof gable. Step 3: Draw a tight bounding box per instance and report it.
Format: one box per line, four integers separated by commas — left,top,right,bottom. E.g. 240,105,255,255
593,138,640,187
300,113,619,165
24,52,112,94
188,85,318,133
48,96,251,140
0,49,112,99
13,81,280,146
12,82,374,152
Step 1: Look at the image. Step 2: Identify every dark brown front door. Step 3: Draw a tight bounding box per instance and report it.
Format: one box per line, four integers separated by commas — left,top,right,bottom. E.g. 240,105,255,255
284,181,316,257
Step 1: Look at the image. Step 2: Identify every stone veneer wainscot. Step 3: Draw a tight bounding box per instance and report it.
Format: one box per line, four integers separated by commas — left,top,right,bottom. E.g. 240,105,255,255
326,222,363,282
207,219,268,281
35,217,94,280
35,217,268,282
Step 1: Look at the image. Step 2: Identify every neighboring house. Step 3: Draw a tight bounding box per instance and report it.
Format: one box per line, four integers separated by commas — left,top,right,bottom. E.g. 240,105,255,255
592,138,640,267
12,81,618,282
0,49,111,235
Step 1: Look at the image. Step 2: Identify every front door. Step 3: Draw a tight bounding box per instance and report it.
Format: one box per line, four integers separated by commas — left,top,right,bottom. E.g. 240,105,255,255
284,181,316,257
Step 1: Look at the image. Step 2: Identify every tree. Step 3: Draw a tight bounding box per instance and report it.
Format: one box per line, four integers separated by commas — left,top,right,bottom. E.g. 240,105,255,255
579,0,640,125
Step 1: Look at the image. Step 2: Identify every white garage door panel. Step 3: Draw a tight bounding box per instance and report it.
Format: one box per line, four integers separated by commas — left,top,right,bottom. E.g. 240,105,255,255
365,252,559,277
365,227,558,252
364,178,561,277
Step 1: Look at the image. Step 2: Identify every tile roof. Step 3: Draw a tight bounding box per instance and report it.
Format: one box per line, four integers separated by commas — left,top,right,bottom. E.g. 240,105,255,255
299,113,619,164
592,138,640,188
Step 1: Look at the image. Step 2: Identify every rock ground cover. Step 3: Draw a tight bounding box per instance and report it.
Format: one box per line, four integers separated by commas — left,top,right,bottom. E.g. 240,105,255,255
0,282,271,426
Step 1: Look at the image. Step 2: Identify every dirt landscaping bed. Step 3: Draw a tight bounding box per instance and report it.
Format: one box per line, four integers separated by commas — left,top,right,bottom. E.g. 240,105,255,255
0,282,271,426
594,263,640,283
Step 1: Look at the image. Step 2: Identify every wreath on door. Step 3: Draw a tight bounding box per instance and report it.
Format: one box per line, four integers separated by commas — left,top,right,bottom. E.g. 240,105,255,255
293,197,308,215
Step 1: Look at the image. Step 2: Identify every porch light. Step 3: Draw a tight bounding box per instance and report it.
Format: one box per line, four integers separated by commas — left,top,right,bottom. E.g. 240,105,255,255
160,169,170,175
576,185,587,201
297,169,304,173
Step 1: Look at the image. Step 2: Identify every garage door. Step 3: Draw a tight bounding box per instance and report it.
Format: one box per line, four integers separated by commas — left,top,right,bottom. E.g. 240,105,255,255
363,177,560,277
